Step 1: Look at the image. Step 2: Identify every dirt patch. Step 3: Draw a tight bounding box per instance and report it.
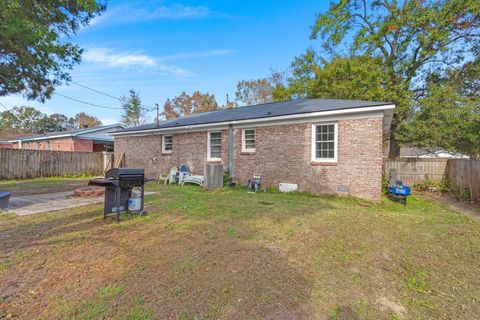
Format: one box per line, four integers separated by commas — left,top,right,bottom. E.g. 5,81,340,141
419,192,480,219
377,296,406,318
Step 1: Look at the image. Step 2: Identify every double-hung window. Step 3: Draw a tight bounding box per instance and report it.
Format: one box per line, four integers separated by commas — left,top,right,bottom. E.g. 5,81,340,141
162,135,173,153
242,129,256,152
208,132,222,160
312,123,337,162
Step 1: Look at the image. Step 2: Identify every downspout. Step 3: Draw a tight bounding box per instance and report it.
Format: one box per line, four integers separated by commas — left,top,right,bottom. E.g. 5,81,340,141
18,140,22,149
228,124,234,178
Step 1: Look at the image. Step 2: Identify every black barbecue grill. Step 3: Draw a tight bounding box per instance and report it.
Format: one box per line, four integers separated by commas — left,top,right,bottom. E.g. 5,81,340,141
89,168,148,221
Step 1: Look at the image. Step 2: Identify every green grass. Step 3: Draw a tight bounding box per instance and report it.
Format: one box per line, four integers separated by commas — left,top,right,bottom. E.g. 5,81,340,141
0,176,92,196
1,183,479,319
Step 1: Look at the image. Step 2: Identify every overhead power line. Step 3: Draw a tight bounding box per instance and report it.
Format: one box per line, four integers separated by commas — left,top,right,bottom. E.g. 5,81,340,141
71,81,123,101
70,80,155,111
54,92,123,110
1,70,155,112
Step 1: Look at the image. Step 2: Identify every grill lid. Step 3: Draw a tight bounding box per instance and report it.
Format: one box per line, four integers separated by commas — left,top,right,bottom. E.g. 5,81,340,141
106,168,144,179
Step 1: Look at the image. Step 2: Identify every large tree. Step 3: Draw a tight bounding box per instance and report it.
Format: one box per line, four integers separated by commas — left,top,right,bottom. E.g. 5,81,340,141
0,1,105,101
40,113,76,132
0,107,103,134
162,91,219,120
74,112,102,128
235,71,287,105
310,0,480,158
0,106,45,133
404,58,480,158
121,90,148,127
284,50,395,102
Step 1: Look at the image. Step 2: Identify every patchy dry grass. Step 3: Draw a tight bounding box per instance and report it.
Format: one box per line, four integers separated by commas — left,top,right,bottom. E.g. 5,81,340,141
0,177,91,196
0,183,479,319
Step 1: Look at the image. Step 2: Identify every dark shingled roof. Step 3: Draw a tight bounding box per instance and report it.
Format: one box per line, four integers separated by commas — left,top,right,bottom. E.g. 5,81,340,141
120,99,392,133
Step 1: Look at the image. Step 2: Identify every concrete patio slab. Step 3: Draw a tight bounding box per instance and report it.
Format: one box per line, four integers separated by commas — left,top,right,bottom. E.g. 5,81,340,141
7,191,155,216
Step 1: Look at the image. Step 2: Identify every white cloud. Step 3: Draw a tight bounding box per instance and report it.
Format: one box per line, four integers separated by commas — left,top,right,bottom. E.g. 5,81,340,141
90,2,212,26
83,48,157,68
83,47,190,76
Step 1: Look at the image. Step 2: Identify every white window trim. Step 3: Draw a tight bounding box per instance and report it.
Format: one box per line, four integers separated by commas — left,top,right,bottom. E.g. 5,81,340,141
207,131,222,161
311,122,338,163
241,128,256,153
162,135,173,154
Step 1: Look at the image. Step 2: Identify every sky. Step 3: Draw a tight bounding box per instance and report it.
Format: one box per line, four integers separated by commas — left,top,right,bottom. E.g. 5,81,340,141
1,0,329,125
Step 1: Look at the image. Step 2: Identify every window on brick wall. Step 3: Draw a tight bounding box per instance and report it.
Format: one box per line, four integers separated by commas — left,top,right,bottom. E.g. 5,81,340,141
242,129,256,152
208,131,222,160
162,135,173,153
311,123,337,162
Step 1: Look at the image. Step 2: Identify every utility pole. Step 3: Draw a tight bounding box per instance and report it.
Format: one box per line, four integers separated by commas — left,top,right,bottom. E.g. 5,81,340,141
156,103,160,127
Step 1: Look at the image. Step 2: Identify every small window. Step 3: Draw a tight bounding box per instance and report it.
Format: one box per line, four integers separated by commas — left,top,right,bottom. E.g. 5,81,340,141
242,129,256,152
162,135,173,153
208,131,222,160
312,123,337,162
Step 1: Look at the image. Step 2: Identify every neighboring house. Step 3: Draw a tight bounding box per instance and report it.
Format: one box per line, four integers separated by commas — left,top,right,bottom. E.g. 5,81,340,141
395,146,469,159
9,124,124,152
113,99,395,201
0,141,13,149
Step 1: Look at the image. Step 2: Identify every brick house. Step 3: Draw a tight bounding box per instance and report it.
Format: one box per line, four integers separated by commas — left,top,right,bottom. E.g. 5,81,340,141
9,124,124,152
0,141,13,149
113,99,395,201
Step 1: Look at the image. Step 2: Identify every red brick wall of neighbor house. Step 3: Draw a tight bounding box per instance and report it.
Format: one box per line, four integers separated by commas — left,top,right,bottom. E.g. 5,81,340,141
73,139,93,152
0,142,13,149
11,138,95,152
14,138,75,151
114,118,383,201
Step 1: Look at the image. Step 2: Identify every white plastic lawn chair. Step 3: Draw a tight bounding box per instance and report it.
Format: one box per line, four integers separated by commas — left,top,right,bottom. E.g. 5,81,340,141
178,164,204,186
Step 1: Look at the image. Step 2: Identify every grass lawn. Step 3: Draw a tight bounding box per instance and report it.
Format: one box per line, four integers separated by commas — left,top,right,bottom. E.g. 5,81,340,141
0,177,91,196
1,183,479,319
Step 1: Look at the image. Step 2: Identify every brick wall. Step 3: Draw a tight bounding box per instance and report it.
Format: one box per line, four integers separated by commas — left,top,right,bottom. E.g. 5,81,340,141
114,118,383,201
115,130,229,177
12,138,95,152
73,139,93,152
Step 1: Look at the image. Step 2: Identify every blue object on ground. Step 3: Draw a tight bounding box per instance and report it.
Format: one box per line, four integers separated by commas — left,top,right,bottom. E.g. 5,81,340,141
0,191,11,209
387,169,412,205
388,185,412,196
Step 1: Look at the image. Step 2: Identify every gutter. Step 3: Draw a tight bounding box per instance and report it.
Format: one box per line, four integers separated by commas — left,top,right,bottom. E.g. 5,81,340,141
112,104,395,137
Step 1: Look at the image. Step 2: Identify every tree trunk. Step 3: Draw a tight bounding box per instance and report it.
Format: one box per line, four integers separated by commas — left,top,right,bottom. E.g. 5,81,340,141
388,122,401,159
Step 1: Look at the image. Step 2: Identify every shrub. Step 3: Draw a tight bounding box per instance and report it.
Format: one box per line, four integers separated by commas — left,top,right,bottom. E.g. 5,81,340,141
413,180,438,192
381,171,391,195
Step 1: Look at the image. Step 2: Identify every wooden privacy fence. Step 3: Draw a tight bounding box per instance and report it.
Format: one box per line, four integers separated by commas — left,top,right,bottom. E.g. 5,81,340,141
383,158,480,202
383,159,449,186
446,159,480,203
0,148,104,180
